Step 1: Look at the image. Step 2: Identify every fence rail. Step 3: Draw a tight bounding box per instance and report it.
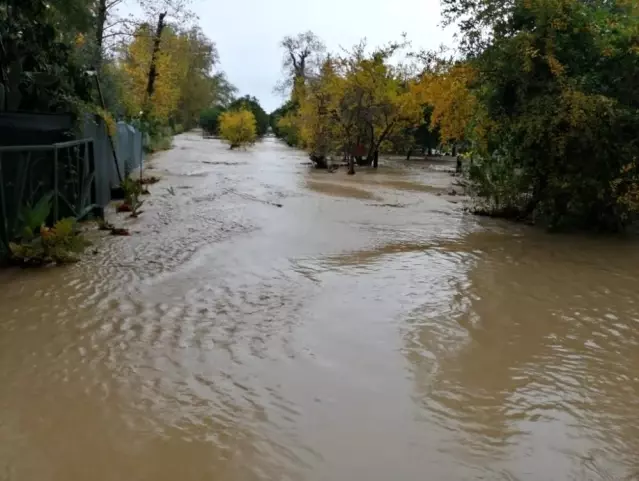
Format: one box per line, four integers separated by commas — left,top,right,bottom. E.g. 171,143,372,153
0,118,144,256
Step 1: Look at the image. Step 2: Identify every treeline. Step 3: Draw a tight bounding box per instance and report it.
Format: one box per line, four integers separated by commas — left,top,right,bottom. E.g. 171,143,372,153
271,0,639,231
199,96,268,136
1,0,238,151
269,32,447,172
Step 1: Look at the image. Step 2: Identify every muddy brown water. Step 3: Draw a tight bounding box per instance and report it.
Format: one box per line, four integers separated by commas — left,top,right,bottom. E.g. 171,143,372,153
1,133,639,481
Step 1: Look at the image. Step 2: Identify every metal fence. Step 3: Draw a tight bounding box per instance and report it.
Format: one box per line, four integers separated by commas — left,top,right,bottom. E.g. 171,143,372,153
0,139,97,249
0,118,144,252
82,119,144,207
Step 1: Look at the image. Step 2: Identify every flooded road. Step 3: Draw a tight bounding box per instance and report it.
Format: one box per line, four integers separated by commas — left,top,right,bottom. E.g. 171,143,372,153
2,133,639,481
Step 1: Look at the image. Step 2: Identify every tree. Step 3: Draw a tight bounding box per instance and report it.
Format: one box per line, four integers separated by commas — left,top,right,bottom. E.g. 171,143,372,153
296,58,344,166
118,23,224,130
210,72,237,107
174,27,220,129
119,24,187,122
218,109,257,148
415,63,481,148
94,0,195,66
227,96,269,136
0,0,92,112
272,37,425,171
199,106,225,135
331,41,423,168
277,31,325,101
440,0,639,230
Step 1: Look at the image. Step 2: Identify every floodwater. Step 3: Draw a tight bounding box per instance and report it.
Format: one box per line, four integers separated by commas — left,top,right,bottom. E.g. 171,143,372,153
1,133,639,481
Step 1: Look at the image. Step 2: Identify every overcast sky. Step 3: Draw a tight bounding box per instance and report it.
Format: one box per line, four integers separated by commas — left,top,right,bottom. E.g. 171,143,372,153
128,0,456,112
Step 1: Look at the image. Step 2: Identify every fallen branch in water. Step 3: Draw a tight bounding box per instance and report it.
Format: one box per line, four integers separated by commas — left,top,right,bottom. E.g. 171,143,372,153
137,176,161,185
202,160,248,166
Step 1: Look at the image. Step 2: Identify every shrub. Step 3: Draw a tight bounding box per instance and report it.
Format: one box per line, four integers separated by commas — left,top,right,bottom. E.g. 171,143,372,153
146,133,173,153
8,194,90,266
218,109,257,148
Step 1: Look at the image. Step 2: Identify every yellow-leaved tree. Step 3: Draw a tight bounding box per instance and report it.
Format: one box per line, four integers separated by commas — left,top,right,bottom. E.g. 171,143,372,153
349,54,421,165
218,110,257,148
294,42,423,170
297,58,344,163
120,25,190,122
415,63,489,151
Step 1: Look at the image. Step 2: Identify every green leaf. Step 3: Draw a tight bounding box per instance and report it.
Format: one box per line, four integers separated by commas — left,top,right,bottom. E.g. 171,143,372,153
75,204,99,221
20,192,54,231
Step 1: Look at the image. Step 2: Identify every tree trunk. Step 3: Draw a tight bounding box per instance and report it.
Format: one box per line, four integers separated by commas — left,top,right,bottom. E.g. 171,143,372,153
348,157,355,175
311,154,328,169
428,147,433,156
452,144,457,156
143,12,167,117
95,0,107,69
365,141,375,167
373,150,379,169
406,149,412,161
456,156,462,173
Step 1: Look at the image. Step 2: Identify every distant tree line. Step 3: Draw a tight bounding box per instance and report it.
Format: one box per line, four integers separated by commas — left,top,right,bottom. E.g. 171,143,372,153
270,0,639,231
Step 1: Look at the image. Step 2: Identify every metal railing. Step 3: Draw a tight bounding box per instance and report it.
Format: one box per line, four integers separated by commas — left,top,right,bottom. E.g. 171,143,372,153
0,139,97,250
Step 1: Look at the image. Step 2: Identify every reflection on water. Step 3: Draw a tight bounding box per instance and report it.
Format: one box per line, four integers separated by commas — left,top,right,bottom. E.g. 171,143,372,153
1,135,639,481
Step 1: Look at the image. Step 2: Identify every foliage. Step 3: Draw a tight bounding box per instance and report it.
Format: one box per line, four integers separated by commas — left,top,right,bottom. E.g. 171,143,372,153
95,106,117,137
273,36,426,168
9,218,89,265
275,112,302,147
8,193,89,265
210,73,238,107
117,22,234,131
270,100,300,144
0,0,92,112
199,106,226,135
120,24,187,122
16,192,55,240
119,177,145,216
218,109,257,148
227,96,269,136
415,64,483,146
146,132,173,152
436,0,639,230
173,27,221,130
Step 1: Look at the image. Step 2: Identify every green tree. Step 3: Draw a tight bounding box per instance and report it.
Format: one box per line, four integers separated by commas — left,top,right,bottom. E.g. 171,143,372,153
199,106,225,135
0,0,92,112
173,27,220,129
441,0,639,230
228,95,269,136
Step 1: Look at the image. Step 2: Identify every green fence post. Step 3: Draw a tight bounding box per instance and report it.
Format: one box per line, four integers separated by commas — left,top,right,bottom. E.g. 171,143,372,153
53,147,59,222
0,152,7,248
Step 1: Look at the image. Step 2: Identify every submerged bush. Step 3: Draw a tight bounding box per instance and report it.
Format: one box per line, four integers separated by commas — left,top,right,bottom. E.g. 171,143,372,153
218,109,257,148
